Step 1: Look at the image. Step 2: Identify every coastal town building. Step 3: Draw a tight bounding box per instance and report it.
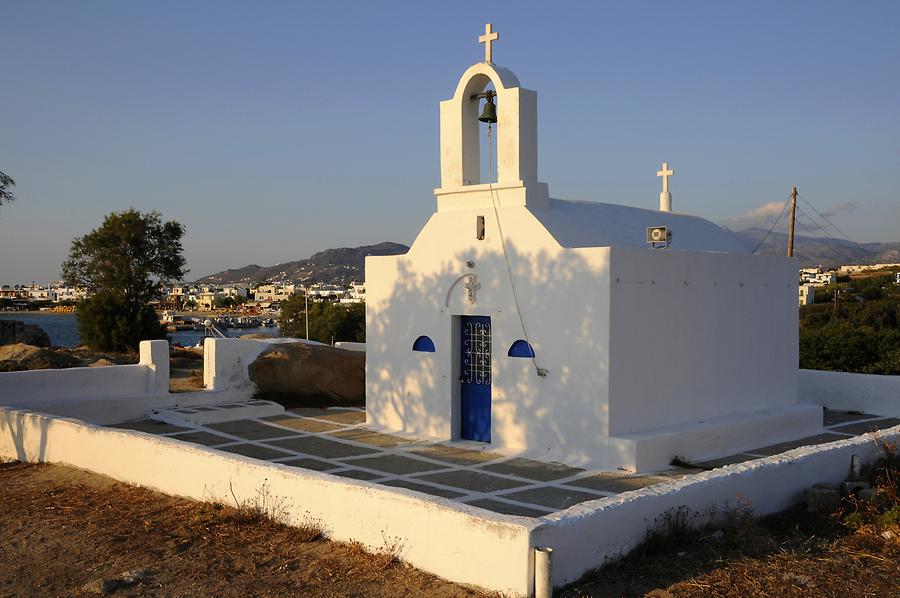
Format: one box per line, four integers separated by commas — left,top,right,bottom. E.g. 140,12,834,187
340,282,366,304
253,284,298,303
838,263,900,274
306,284,348,301
800,268,837,286
799,284,815,306
365,26,820,472
0,283,87,304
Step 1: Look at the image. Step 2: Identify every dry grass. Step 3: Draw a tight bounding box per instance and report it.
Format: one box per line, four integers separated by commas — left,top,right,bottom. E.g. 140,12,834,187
0,462,486,597
562,443,900,597
226,479,326,542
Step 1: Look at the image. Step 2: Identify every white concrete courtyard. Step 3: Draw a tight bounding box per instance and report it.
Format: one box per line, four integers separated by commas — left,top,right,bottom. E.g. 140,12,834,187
115,403,900,518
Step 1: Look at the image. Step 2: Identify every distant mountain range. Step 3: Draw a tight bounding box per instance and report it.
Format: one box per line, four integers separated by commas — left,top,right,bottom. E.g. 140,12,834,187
732,229,900,268
196,232,900,286
195,242,410,285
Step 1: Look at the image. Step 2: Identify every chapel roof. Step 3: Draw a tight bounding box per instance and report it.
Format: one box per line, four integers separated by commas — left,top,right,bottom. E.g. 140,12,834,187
530,199,750,253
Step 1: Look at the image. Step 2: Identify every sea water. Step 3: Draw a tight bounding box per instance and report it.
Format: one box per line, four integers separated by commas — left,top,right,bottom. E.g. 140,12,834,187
0,312,281,348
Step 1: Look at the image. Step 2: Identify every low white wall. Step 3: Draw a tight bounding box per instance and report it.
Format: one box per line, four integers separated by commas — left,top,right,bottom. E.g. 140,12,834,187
800,369,900,417
203,337,315,391
532,424,900,589
0,407,535,596
334,341,366,352
0,340,169,405
0,339,263,424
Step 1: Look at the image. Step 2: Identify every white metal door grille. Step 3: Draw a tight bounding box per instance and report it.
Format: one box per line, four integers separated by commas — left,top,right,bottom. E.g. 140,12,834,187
462,320,491,385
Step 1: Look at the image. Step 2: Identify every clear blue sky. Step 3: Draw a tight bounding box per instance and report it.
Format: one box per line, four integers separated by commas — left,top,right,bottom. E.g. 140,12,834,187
2,1,898,283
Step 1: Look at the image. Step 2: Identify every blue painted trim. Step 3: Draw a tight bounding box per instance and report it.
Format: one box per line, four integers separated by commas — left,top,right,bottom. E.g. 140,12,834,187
412,335,436,352
507,339,535,358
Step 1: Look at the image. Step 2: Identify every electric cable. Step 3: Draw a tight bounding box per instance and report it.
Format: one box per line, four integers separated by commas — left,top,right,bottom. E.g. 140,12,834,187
793,205,861,265
485,121,545,377
796,192,860,247
751,194,792,254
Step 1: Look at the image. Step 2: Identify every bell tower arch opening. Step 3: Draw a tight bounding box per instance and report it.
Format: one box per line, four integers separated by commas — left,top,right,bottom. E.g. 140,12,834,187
477,82,499,185
435,60,549,210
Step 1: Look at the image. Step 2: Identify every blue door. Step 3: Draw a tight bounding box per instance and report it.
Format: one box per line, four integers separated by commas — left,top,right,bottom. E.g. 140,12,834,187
460,316,491,442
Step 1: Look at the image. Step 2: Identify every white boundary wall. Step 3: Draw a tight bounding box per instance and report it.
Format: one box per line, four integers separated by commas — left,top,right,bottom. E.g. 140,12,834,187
0,407,535,596
0,340,169,405
533,423,900,588
0,340,188,422
0,337,322,425
2,401,898,595
203,337,325,391
800,369,900,417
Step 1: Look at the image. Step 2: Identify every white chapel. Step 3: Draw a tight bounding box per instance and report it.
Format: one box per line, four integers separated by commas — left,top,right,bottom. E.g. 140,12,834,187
365,25,822,472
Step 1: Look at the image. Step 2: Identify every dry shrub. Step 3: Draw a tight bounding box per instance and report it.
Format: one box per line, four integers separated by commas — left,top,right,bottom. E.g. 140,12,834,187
837,437,900,536
340,534,408,581
225,479,326,541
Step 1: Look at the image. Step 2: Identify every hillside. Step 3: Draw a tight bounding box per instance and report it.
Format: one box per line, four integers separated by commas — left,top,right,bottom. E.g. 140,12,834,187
197,232,900,285
195,242,409,285
734,229,899,268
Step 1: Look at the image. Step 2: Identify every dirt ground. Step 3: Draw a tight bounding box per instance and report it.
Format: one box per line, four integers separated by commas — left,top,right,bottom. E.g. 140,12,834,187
167,346,205,393
2,462,898,598
0,462,486,598
561,509,899,597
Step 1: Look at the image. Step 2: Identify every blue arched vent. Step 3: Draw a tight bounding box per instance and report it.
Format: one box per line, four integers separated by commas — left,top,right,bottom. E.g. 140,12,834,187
412,335,436,353
507,339,535,358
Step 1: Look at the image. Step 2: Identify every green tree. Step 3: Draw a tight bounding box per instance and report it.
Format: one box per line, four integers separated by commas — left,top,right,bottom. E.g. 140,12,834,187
213,295,244,310
62,209,186,351
278,296,364,343
0,170,15,210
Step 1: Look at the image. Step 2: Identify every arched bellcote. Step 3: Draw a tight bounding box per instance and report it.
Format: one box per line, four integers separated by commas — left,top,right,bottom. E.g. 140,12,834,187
435,62,549,211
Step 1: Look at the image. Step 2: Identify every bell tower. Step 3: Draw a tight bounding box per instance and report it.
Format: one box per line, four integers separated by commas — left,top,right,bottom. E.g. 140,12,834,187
435,24,549,211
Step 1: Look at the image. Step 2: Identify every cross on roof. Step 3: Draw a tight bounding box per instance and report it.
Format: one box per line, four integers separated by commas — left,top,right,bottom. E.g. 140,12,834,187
478,23,499,63
657,161,674,194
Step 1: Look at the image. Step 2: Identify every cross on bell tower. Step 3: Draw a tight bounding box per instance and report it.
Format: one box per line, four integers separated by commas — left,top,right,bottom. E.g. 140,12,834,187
478,23,499,63
435,25,549,210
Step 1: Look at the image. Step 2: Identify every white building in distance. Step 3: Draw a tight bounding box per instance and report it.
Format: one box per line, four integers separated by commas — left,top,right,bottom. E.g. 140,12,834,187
799,284,815,306
800,268,837,286
365,26,821,472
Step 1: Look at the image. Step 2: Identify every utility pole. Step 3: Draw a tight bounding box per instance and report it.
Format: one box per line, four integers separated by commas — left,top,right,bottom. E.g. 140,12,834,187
788,186,798,257
304,286,309,340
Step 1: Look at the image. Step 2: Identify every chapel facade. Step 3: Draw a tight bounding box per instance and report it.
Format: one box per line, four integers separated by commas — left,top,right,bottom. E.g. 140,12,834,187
365,26,821,472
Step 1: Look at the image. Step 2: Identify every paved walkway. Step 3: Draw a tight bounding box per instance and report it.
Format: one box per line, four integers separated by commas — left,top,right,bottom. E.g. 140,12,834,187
116,406,899,519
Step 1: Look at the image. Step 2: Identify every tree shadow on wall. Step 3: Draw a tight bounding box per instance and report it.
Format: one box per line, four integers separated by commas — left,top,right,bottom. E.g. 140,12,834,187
367,240,639,466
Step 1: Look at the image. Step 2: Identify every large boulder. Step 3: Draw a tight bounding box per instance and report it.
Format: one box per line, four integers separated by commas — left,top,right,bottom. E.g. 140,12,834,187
0,320,51,347
248,342,364,407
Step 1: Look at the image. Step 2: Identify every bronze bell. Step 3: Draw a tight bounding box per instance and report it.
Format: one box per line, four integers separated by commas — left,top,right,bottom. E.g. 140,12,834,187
478,96,497,124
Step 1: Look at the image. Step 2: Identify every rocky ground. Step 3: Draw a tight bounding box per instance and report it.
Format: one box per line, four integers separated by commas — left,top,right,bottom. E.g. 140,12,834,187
0,343,137,371
0,462,484,597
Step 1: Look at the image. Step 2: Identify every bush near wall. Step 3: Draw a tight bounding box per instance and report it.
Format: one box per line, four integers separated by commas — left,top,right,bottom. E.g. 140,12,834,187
800,282,900,374
278,297,364,344
76,291,166,352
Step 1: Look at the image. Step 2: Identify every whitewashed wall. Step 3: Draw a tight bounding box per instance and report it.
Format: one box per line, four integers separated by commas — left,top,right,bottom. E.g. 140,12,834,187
800,369,900,417
366,206,616,465
533,424,900,589
608,248,800,435
0,340,169,405
0,338,296,424
0,407,535,596
367,204,819,471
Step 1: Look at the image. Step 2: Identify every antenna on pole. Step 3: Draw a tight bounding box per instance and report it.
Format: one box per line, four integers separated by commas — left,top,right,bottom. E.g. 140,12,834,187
788,186,798,257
